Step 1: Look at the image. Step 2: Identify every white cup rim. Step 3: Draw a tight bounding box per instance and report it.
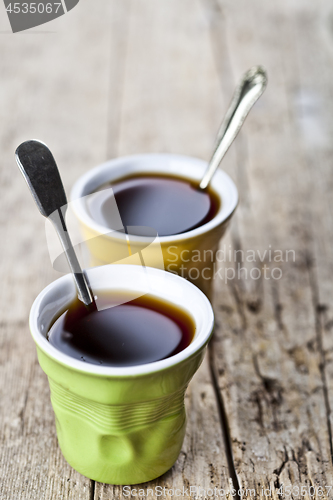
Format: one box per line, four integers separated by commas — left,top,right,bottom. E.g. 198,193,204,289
70,153,238,243
30,265,214,377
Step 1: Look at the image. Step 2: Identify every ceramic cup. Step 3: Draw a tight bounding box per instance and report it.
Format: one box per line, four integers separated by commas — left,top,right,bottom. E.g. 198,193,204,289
70,154,238,299
30,264,214,485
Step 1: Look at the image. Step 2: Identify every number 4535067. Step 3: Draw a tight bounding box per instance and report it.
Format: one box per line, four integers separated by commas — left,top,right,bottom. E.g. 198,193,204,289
6,3,62,14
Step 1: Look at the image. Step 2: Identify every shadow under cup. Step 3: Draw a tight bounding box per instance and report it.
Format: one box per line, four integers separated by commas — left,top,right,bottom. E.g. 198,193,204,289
30,265,214,485
71,154,238,299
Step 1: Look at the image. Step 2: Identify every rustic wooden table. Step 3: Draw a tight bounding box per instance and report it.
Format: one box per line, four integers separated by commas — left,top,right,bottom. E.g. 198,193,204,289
1,1,333,498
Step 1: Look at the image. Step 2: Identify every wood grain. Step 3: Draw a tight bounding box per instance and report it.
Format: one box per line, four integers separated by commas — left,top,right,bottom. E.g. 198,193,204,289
1,0,333,498
207,0,333,496
0,2,127,499
96,0,231,496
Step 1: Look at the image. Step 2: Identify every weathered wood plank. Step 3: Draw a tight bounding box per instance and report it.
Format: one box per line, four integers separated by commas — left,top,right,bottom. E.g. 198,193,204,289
0,2,128,498
117,0,225,159
205,0,333,496
293,0,333,487
96,0,231,497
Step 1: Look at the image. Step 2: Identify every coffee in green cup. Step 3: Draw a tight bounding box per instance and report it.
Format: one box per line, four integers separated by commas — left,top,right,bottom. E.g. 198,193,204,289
30,264,214,485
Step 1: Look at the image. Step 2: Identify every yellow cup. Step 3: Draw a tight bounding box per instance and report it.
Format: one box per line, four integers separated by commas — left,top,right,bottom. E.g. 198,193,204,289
71,154,238,298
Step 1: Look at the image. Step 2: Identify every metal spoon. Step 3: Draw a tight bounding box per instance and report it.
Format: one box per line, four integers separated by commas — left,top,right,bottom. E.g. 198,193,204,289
200,66,267,190
15,140,96,310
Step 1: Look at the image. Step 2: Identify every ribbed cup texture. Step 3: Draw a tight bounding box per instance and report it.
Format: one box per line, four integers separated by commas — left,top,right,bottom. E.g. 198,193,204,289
49,378,186,433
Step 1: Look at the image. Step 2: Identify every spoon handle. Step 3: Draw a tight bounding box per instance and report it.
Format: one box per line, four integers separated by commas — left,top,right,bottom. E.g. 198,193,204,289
15,140,95,308
200,66,267,190
48,209,95,308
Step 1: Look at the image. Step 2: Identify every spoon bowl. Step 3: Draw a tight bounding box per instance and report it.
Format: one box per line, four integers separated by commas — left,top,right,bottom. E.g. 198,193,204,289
15,140,96,310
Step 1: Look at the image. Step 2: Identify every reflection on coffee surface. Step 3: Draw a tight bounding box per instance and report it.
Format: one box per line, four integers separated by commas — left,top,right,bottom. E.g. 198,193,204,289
48,292,195,367
89,175,220,237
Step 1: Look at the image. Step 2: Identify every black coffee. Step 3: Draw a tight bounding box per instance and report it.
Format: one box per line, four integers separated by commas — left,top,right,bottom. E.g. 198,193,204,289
89,174,220,237
47,293,195,367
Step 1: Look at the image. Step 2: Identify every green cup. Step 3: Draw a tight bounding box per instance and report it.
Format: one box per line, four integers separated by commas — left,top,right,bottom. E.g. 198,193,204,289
30,265,214,485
